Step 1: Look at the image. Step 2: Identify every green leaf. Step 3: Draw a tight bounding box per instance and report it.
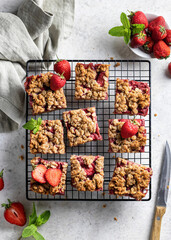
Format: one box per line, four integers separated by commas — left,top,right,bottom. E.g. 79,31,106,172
33,126,39,134
36,211,50,226
120,12,130,29
124,28,131,44
22,224,37,238
33,231,45,240
131,24,145,35
37,117,42,126
109,26,125,36
29,203,37,226
22,118,37,130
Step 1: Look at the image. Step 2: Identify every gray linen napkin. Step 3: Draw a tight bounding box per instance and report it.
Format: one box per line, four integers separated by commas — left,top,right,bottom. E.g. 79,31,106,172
0,0,75,132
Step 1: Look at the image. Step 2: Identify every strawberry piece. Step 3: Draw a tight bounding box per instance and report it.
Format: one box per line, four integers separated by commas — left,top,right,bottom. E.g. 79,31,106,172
54,59,71,81
96,72,105,87
143,36,154,53
121,120,139,138
130,11,148,29
165,29,171,46
32,164,47,184
50,73,66,91
153,40,170,59
131,30,147,48
168,63,171,75
0,169,4,191
45,169,62,187
151,25,167,42
2,199,26,226
148,16,165,33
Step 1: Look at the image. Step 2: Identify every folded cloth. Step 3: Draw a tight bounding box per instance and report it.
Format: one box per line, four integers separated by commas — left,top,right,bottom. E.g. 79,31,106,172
0,0,75,132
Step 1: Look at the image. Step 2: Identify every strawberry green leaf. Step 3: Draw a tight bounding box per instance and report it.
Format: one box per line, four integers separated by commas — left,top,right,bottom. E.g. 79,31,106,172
36,210,50,226
29,203,37,226
120,12,130,29
108,26,125,36
22,224,37,238
33,231,45,240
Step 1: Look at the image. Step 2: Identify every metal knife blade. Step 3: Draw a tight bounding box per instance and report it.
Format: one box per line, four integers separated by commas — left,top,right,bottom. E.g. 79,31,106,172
156,141,171,207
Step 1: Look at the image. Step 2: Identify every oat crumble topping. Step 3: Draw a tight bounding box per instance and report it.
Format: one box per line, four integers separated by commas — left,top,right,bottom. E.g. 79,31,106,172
108,119,146,153
63,107,102,147
30,157,68,195
75,63,110,100
25,72,67,115
70,155,104,191
108,158,152,200
30,120,65,154
114,78,150,116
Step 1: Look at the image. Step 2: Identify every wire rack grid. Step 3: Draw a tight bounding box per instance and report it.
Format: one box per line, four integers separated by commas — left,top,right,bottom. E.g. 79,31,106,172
26,59,151,201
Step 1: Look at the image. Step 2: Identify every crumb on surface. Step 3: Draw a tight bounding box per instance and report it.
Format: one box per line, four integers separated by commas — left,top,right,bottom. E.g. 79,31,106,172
21,145,24,149
158,134,160,137
114,62,120,67
102,192,106,196
167,185,169,189
154,113,157,117
103,204,106,208
114,217,118,221
110,57,114,60
19,155,24,160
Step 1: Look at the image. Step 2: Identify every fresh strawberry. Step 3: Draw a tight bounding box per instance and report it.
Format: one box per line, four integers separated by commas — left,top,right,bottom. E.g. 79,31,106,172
2,199,26,226
165,29,171,46
32,164,47,184
153,40,170,59
50,73,66,91
54,59,71,81
168,62,171,75
129,11,148,29
45,169,62,187
0,169,4,191
151,25,167,42
121,120,139,138
148,16,165,33
143,36,154,53
131,30,147,48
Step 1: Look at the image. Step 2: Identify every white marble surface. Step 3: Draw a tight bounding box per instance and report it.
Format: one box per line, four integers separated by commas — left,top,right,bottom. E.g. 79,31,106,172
0,0,171,240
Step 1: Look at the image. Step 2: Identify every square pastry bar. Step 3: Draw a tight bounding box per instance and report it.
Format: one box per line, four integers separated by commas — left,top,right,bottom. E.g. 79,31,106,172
108,157,152,200
108,119,146,153
75,63,110,100
30,157,68,196
63,107,102,147
25,72,67,115
30,120,65,154
70,155,104,191
114,78,150,116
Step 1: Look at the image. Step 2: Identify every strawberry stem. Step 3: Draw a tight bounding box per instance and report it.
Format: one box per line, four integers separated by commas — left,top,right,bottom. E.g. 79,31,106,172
1,199,12,209
0,169,4,177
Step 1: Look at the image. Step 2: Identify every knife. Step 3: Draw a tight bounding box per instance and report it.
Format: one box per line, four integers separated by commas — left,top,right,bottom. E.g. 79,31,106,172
150,141,171,240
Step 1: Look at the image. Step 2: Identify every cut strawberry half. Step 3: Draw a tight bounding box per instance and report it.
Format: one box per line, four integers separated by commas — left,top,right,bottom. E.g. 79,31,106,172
45,168,62,187
32,165,47,184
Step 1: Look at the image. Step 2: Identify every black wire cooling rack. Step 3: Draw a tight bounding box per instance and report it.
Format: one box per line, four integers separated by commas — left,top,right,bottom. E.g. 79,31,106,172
26,59,151,201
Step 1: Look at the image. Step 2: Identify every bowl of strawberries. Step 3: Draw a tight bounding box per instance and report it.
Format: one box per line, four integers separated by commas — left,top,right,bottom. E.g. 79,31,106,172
109,11,171,59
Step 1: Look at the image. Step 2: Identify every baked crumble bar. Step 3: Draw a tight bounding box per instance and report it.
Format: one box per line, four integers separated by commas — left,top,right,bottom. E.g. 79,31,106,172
30,120,65,154
75,63,110,100
108,157,152,200
108,119,146,153
63,107,102,147
70,155,104,191
114,78,150,116
30,157,68,195
25,72,67,115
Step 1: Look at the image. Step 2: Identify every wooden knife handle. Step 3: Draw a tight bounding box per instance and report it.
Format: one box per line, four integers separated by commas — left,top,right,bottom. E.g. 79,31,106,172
150,206,166,240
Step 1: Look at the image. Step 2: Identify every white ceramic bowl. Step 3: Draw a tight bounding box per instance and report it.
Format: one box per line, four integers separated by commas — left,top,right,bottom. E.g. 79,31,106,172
128,13,170,59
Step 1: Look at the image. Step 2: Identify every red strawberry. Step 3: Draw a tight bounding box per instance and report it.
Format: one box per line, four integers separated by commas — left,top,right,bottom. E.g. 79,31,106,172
45,169,62,187
151,25,167,42
168,62,171,75
32,164,47,184
50,74,66,91
2,199,26,226
54,59,71,81
130,11,148,29
148,16,165,33
153,40,170,59
0,169,4,191
143,36,154,53
96,72,106,87
121,120,139,138
131,30,147,48
165,29,171,46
